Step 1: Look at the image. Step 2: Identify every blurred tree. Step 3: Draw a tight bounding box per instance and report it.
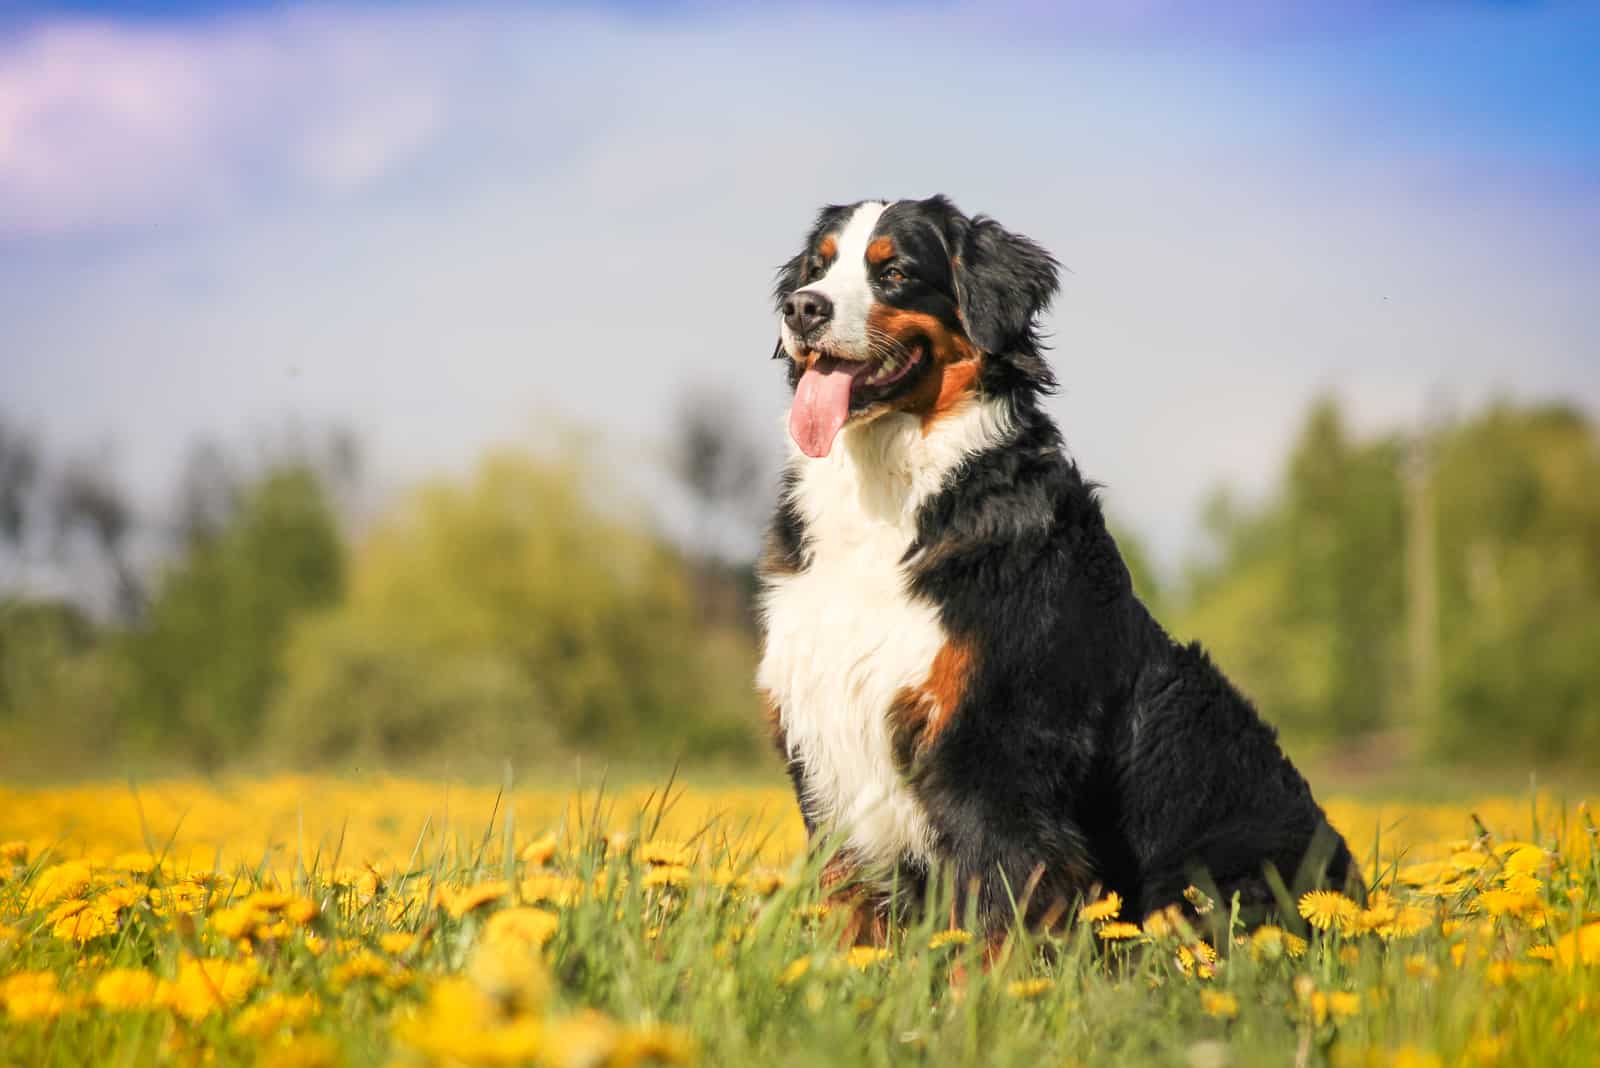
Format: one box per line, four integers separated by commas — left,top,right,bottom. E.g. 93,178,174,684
53,455,143,621
1430,403,1600,758
269,449,758,769
122,464,345,769
668,392,771,630
0,417,39,558
1176,394,1600,762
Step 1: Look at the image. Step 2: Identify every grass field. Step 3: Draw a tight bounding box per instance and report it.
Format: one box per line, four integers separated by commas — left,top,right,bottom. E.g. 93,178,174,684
2,777,1599,1067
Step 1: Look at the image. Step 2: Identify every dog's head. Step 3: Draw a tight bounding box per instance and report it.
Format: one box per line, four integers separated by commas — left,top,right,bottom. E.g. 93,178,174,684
772,196,1058,458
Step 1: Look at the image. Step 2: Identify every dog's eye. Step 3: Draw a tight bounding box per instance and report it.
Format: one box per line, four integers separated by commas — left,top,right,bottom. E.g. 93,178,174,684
880,267,906,285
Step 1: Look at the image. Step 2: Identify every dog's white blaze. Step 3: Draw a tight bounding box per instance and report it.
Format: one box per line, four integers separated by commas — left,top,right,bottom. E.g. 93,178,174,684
758,397,1014,876
782,201,888,359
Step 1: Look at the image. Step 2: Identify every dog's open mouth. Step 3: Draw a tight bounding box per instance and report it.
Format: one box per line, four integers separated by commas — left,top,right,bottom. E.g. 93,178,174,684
789,342,929,458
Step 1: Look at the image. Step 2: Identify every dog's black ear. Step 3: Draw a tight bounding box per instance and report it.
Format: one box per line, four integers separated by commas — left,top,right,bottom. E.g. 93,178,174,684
773,250,805,311
772,251,805,361
951,213,1059,370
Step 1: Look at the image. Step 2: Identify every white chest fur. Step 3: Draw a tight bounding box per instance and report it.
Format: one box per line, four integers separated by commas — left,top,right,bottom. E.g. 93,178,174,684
757,399,1013,874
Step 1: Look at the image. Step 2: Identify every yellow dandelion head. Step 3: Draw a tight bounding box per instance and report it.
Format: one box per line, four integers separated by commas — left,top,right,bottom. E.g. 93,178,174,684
91,968,159,1011
1096,922,1144,942
1079,891,1122,924
1200,990,1239,1018
1006,977,1053,1000
1298,890,1360,932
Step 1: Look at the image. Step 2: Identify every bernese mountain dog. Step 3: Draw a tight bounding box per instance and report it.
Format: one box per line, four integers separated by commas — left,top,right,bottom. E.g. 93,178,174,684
757,195,1355,943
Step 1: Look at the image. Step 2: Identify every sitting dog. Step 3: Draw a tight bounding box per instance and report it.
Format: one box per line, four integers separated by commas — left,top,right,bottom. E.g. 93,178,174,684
756,196,1353,941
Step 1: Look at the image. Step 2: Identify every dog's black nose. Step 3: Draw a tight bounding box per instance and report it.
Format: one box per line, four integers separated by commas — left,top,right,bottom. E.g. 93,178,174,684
782,290,833,337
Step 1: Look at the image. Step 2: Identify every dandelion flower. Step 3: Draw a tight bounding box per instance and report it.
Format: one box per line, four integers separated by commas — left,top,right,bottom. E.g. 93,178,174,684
484,906,560,948
929,929,973,950
0,971,68,1022
158,957,258,1021
1298,890,1359,932
639,840,693,867
615,1023,697,1066
1554,921,1600,967
1096,922,1144,941
379,932,417,955
436,880,510,918
1326,991,1361,1019
642,865,692,891
779,958,812,986
230,993,318,1038
519,832,559,866
92,968,159,1011
1200,990,1238,1019
1006,978,1052,1000
1079,892,1122,923
846,946,891,969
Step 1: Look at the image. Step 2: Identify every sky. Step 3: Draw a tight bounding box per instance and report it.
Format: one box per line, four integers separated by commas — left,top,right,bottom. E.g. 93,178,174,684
2,0,1597,571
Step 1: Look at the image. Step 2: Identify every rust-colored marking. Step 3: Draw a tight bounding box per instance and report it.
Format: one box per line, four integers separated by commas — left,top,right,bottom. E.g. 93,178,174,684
817,235,837,261
862,305,984,433
888,638,974,769
866,235,896,266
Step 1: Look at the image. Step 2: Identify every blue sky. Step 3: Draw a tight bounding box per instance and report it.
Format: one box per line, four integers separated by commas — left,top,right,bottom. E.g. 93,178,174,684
1,1,1596,568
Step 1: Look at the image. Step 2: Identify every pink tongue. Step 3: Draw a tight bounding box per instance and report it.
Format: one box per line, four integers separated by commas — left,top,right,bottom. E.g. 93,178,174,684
789,362,859,458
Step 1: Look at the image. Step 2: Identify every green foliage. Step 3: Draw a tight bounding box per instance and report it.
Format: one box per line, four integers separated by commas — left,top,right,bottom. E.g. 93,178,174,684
121,465,345,768
1431,404,1600,759
268,450,759,769
1177,395,1600,761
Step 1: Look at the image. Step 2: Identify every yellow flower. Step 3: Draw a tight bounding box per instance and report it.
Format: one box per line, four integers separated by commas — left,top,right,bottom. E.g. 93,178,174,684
1250,925,1288,962
379,931,417,955
642,865,692,891
48,898,118,942
1326,991,1361,1018
330,951,391,987
846,946,891,969
521,873,584,906
1527,944,1556,961
1475,888,1537,917
639,840,693,867
0,840,29,864
231,993,319,1038
1,971,69,1021
1554,921,1600,967
615,1023,697,1066
92,968,159,1011
519,832,559,866
1006,977,1053,999
779,958,811,986
1403,954,1439,979
1178,942,1218,979
1298,890,1360,932
929,929,973,950
209,903,260,940
1079,891,1122,923
28,861,92,907
1376,905,1433,939
483,906,560,948
544,1010,621,1067
1200,990,1239,1019
1142,905,1188,940
158,957,258,1021
468,937,549,1011
109,851,157,874
435,880,510,918
1097,922,1144,941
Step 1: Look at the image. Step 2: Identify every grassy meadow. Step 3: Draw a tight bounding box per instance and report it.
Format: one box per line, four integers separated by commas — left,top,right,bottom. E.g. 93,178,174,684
2,777,1599,1067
